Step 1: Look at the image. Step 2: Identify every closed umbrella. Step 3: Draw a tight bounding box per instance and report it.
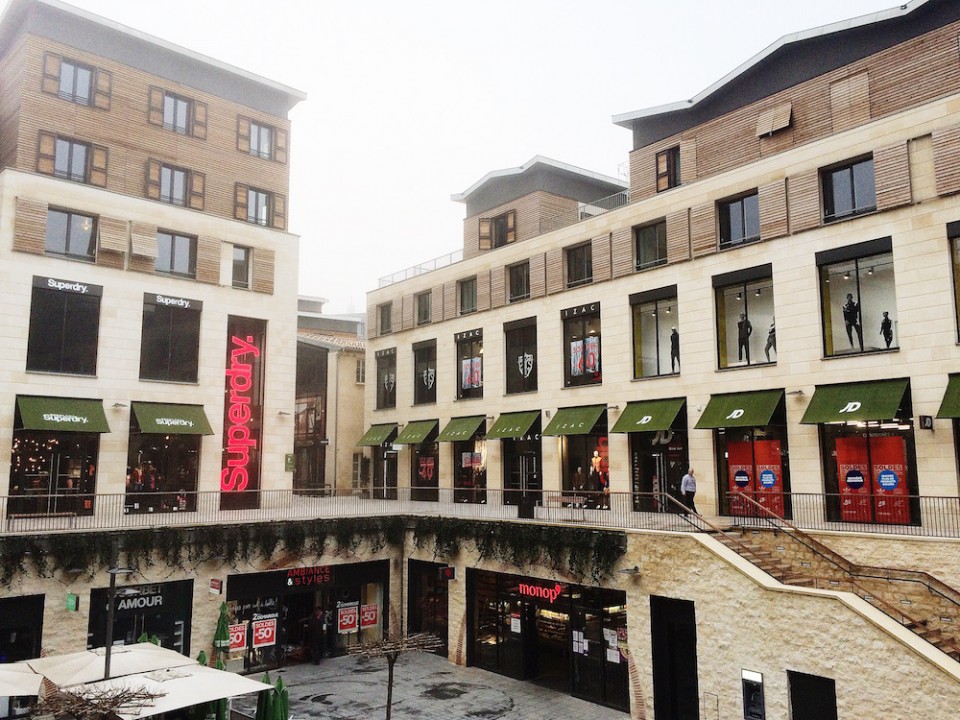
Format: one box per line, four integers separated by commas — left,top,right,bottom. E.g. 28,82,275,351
254,672,273,720
273,677,288,720
213,603,231,654
196,651,208,667
214,654,228,720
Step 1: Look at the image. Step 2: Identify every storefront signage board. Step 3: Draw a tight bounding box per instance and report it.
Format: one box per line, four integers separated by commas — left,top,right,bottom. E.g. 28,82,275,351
252,618,277,648
286,565,333,588
337,601,359,634
360,604,379,629
229,623,247,652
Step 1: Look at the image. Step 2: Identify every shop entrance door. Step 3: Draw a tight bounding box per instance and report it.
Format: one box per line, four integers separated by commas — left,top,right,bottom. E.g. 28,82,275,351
530,603,569,691
374,449,397,499
505,447,541,507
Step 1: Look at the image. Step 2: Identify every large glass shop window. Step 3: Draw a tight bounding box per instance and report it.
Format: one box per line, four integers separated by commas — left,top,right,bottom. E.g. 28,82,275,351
631,286,679,378
9,429,99,516
455,329,483,400
413,341,437,405
563,303,601,387
714,266,775,369
505,318,537,394
453,435,486,504
126,422,200,514
375,349,396,410
817,240,897,356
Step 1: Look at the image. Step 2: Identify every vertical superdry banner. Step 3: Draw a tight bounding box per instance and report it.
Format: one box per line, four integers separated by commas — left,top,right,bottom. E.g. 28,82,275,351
754,439,784,518
870,436,909,525
727,441,755,516
836,437,871,522
221,316,266,510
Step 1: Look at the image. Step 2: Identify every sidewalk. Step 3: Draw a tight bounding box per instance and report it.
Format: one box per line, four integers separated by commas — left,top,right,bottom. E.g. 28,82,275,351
232,651,629,720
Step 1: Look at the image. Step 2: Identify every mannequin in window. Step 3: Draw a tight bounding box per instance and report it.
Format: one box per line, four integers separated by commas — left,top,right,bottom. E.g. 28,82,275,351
764,317,776,362
880,311,893,349
737,312,752,363
670,327,680,372
842,293,863,351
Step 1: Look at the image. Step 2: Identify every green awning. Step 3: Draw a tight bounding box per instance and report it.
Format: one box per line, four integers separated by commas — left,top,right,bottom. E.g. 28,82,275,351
17,396,110,433
132,402,213,435
542,405,606,436
437,416,486,442
801,379,909,424
611,398,685,433
487,411,541,439
357,423,398,446
394,420,438,445
695,390,783,429
937,375,960,418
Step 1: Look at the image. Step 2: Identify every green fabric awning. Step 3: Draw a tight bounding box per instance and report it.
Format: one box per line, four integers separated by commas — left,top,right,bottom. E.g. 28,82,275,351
132,402,214,435
356,423,398,446
17,396,110,433
611,398,685,433
695,390,783,429
394,420,438,445
938,375,960,418
437,416,486,442
801,379,909,424
542,405,606,436
487,411,541,439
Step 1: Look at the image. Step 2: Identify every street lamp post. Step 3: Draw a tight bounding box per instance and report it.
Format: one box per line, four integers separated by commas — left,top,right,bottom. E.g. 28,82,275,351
104,565,134,680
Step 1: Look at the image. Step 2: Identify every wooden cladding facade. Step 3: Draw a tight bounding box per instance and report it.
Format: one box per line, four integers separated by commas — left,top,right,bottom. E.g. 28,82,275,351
463,191,577,258
5,35,291,229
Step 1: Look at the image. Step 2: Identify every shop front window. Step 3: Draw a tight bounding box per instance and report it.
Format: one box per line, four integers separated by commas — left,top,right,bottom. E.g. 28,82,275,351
563,303,601,387
501,417,542,509
139,293,201,383
412,437,439,502
413,341,437,405
817,239,897,356
714,265,775,369
407,561,449,656
455,329,483,400
557,413,608,509
631,286,678,378
505,318,537,394
453,435,486,504
26,275,101,375
375,349,396,410
373,445,398,500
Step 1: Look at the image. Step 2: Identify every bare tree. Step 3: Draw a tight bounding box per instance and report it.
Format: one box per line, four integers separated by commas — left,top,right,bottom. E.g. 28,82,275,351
347,633,444,720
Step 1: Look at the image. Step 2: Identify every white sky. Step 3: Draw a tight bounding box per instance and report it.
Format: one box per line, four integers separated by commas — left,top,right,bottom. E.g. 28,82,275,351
14,0,894,313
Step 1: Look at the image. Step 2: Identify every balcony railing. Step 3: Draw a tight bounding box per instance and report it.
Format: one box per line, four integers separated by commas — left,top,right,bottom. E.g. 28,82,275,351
377,250,463,288
3,489,960,539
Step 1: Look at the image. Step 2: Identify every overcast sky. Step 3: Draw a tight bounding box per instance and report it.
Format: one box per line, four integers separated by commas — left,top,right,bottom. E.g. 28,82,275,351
16,0,894,313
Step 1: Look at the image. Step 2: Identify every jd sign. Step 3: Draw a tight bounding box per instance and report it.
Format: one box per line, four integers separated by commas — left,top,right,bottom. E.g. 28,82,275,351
725,408,745,420
634,415,653,425
839,401,862,414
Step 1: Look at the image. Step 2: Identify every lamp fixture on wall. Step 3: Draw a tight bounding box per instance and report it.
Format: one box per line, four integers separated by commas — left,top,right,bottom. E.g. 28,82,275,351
786,389,805,396
277,411,292,416
618,565,641,576
112,403,127,408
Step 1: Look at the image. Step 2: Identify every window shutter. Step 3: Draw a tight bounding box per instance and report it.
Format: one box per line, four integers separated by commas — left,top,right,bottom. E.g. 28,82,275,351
874,141,911,211
234,183,250,221
431,286,443,323
591,234,611,282
252,248,275,294
37,131,56,175
367,305,378,337
237,116,251,153
443,281,456,320
611,227,632,278
666,210,691,264
529,253,546,298
478,218,492,251
402,294,414,330
830,72,870,133
93,69,112,110
759,179,788,240
689,203,716,257
275,128,288,164
787,169,821,233
192,101,207,140
476,271,491,311
933,126,960,197
271,193,287,230
130,222,158,259
89,144,108,187
196,235,220,284
756,102,792,136
41,52,61,95
13,197,47,255
98,217,127,254
545,248,563,294
189,171,206,210
147,86,165,126
391,301,402,333
506,210,516,243
490,266,505,308
145,159,162,200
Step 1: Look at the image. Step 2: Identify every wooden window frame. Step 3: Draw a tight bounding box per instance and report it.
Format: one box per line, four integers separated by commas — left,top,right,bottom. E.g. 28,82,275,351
478,209,516,251
379,302,393,335
232,245,251,289
237,116,288,163
656,146,680,192
42,52,111,110
148,87,207,139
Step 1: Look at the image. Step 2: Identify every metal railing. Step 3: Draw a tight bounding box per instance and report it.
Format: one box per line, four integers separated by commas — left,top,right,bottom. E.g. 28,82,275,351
377,250,464,288
4,488,960,539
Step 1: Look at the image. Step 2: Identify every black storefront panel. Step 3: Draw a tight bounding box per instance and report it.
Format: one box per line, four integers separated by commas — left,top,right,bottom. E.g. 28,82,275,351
87,579,193,654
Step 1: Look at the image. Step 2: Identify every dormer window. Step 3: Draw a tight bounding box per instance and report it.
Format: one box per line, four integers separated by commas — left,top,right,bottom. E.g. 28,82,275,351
479,210,516,250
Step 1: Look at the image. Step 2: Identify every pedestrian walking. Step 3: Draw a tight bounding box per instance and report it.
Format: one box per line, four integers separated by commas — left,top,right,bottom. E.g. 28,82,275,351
680,468,698,514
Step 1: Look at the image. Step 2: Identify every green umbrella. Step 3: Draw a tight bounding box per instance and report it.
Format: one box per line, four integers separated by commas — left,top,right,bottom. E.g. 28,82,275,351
214,654,228,720
254,673,274,720
196,650,208,666
213,602,231,653
273,677,289,720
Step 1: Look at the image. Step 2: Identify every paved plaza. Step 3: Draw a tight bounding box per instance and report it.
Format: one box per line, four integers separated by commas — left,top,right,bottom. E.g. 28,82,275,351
232,651,629,720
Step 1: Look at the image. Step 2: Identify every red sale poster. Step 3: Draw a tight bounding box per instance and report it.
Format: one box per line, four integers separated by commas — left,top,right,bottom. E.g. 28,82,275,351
754,439,784,517
727,441,755,516
870,435,909,525
836,436,871,522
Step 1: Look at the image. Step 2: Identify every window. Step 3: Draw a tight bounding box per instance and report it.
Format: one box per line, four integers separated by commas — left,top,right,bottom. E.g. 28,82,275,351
378,302,393,335
351,452,364,489
562,303,601,387
249,122,273,160
456,330,483,400
163,92,191,135
459,277,477,315
714,265,775,368
54,138,89,183
238,117,287,163
822,157,876,222
139,293,201,382
951,222,960,341
508,262,530,302
247,188,270,226
566,244,593,288
656,146,680,192
38,133,106,186
413,341,437,405
232,246,251,289
58,59,92,105
817,238,897,356
631,286,679,377
635,220,667,270
45,209,96,261
505,318,537,394
719,192,760,247
355,358,366,384
375,349,396,410
26,276,101,375
479,210,516,250
156,231,197,278
416,292,432,326
160,164,187,206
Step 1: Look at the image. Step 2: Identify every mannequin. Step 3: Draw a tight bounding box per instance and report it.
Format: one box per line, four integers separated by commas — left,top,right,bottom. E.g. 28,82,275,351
880,311,893,349
764,317,776,362
843,293,863,351
670,327,680,372
737,312,752,363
